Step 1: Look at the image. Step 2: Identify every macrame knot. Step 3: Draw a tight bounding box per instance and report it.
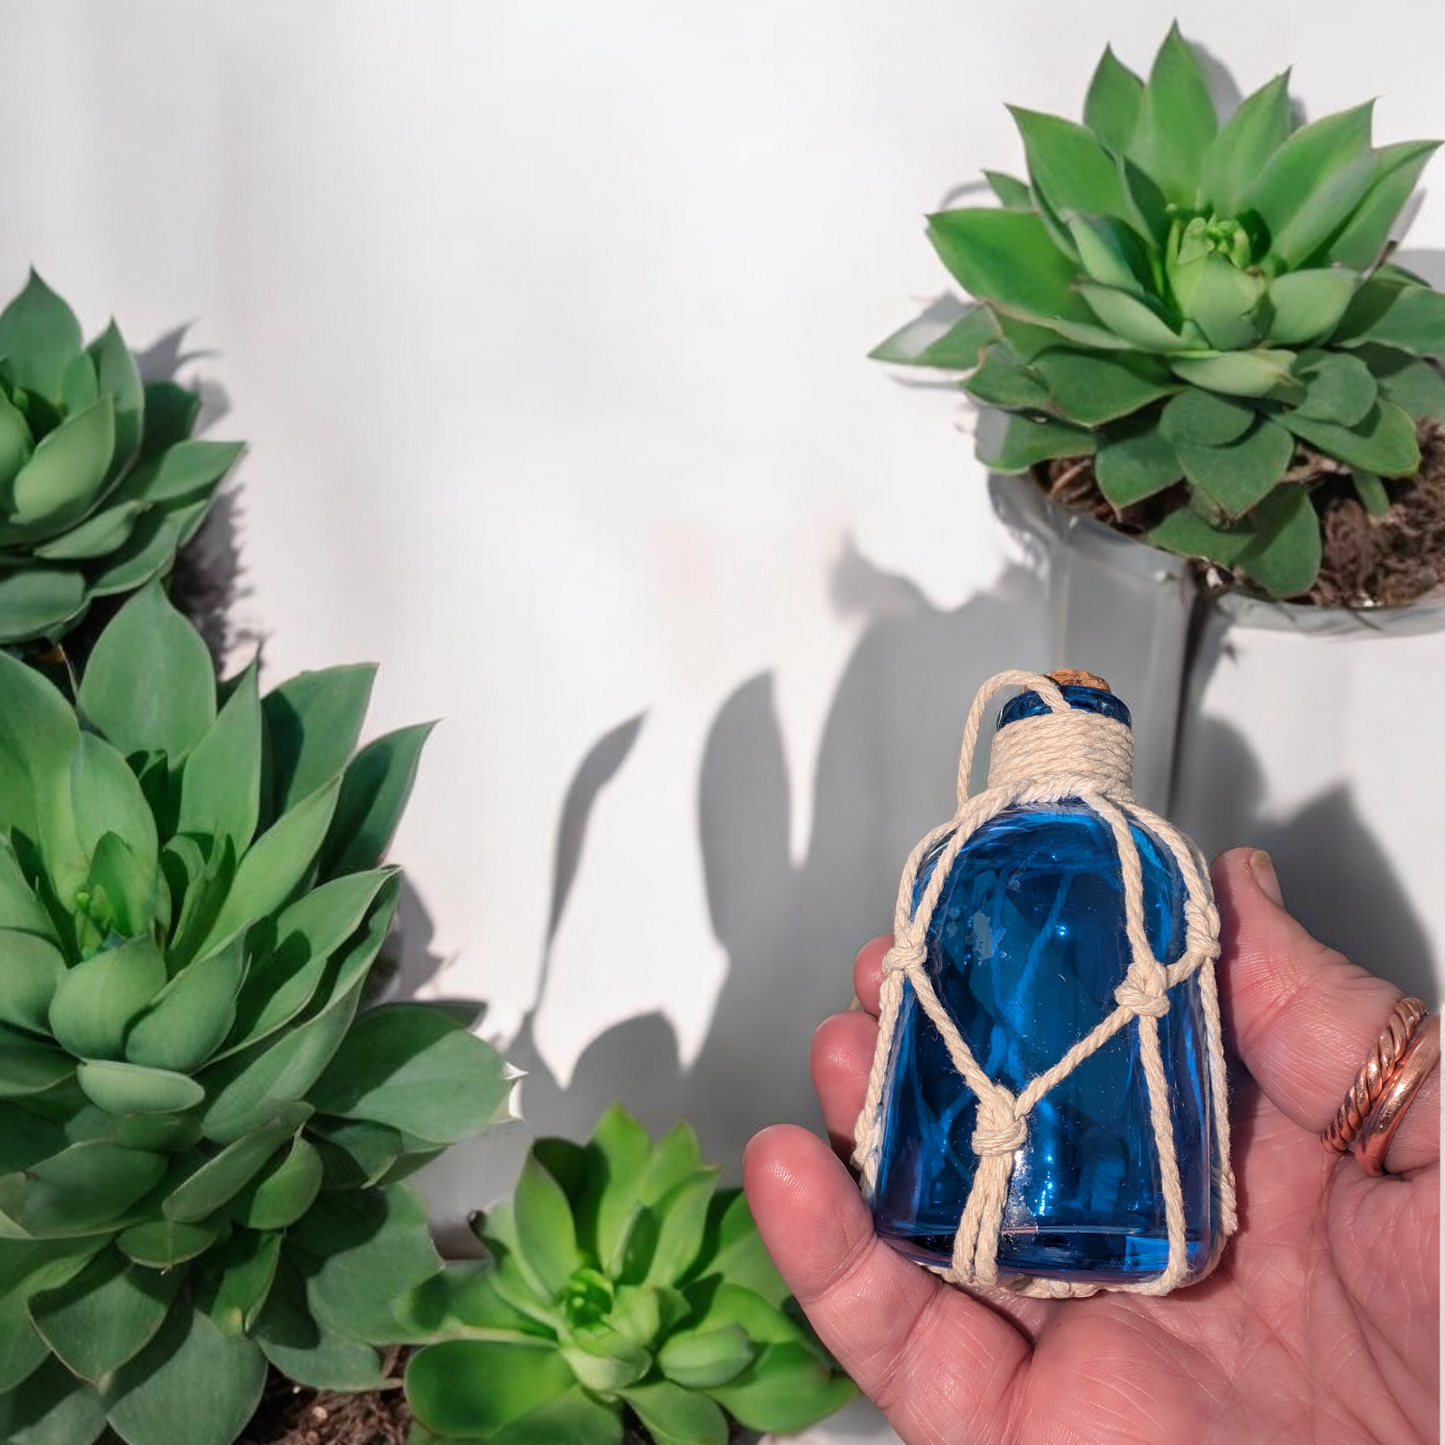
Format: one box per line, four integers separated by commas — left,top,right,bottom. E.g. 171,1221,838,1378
971,1096,1026,1157
1114,960,1170,1018
1184,896,1220,943
882,938,925,978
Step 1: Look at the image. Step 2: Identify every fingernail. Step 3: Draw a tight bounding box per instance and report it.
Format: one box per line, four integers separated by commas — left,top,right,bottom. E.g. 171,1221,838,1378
1250,849,1284,907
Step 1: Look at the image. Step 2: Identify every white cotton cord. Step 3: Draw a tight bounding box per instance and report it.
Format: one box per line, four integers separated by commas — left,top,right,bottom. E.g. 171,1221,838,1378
853,670,1236,1299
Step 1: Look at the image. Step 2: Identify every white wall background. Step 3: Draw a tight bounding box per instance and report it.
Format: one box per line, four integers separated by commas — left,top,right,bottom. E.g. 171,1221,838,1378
2,6,1441,1439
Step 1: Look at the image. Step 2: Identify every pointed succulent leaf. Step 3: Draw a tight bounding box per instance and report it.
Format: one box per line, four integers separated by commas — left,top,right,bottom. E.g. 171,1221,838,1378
78,583,216,762
250,1257,390,1390
1360,347,1445,420
27,1246,179,1382
1169,348,1301,398
1065,214,1152,295
621,1379,728,1445
1319,140,1440,270
162,1113,305,1224
1177,255,1266,351
1336,280,1445,355
1160,390,1255,448
0,1030,74,1099
0,1289,50,1395
700,1191,789,1308
317,721,434,879
261,665,376,822
0,844,55,941
1029,348,1176,424
0,1355,107,1445
561,1329,651,1392
1199,72,1293,217
645,1171,719,1286
688,1281,808,1346
176,664,262,861
198,970,362,1144
76,1060,205,1117
115,1219,223,1270
982,170,1033,209
1237,486,1324,596
48,936,167,1061
60,352,100,416
0,1140,166,1237
1291,350,1378,426
1126,25,1218,207
1078,282,1188,351
513,1154,582,1300
1263,268,1362,347
103,1305,267,1445
196,777,341,959
0,391,34,484
1082,45,1143,151
137,382,200,456
1094,418,1183,506
83,497,208,600
588,1104,654,1270
224,867,396,1054
868,304,996,369
964,344,1053,410
0,273,84,404
70,732,158,886
925,210,1097,328
1353,470,1392,515
290,1184,444,1344
1010,107,1133,222
1148,504,1254,567
5,396,115,533
115,440,242,506
230,1135,323,1231
0,931,65,1033
657,1323,755,1390
1177,416,1295,517
404,1339,580,1438
1286,398,1420,476
1243,102,1373,260
31,500,143,560
308,1002,511,1144
195,1229,282,1336
125,939,243,1074
706,1341,858,1434
978,413,1093,473
86,321,144,478
0,567,88,646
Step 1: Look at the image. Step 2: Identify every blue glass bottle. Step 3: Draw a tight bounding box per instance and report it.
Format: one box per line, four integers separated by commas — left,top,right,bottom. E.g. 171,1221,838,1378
868,681,1217,1285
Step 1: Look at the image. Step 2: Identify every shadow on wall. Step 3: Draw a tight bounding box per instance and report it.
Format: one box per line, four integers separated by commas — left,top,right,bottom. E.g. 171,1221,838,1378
494,549,1053,1189
1174,714,1437,1005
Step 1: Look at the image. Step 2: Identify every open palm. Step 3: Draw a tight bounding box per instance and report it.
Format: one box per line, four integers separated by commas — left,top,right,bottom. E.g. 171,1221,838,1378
745,848,1439,1444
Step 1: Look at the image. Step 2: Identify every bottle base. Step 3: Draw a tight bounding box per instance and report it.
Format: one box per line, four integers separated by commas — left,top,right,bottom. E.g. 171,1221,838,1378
876,1222,1213,1286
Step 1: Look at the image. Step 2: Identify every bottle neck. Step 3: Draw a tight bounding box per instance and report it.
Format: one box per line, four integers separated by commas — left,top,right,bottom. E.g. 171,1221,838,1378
987,687,1136,799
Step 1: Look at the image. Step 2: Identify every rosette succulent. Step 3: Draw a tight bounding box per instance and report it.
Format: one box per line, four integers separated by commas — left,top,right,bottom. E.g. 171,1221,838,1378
0,584,511,1445
875,26,1445,598
0,271,240,644
403,1107,855,1445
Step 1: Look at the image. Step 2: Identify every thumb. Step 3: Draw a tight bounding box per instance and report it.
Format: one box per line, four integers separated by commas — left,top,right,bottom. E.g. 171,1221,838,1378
1212,847,1438,1174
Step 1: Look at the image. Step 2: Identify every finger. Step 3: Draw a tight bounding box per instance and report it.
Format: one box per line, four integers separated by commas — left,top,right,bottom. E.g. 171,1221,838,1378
1213,847,1438,1173
852,935,891,1016
811,1010,879,1155
744,1125,1027,1441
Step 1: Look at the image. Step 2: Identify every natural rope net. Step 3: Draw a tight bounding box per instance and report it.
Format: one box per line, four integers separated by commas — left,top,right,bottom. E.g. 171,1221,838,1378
853,671,1236,1298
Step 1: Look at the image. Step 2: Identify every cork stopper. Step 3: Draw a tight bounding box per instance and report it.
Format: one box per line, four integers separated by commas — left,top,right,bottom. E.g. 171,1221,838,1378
1046,668,1110,690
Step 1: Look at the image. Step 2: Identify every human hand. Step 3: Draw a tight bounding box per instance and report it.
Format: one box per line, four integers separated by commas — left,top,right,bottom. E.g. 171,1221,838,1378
744,848,1440,1444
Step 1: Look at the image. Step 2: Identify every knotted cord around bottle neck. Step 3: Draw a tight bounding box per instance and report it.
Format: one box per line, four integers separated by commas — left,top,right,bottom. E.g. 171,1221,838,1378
854,669,1236,1301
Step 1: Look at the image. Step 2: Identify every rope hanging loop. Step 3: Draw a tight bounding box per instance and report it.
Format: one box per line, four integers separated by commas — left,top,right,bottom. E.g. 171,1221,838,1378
854,669,1236,1299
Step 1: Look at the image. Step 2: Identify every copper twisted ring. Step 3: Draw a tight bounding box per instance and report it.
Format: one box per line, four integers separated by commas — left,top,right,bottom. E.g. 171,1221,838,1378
1322,996,1429,1153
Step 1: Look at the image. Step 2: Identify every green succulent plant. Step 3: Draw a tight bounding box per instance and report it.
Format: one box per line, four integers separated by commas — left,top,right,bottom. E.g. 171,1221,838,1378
0,583,511,1445
874,25,1445,598
403,1107,855,1445
0,270,240,645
